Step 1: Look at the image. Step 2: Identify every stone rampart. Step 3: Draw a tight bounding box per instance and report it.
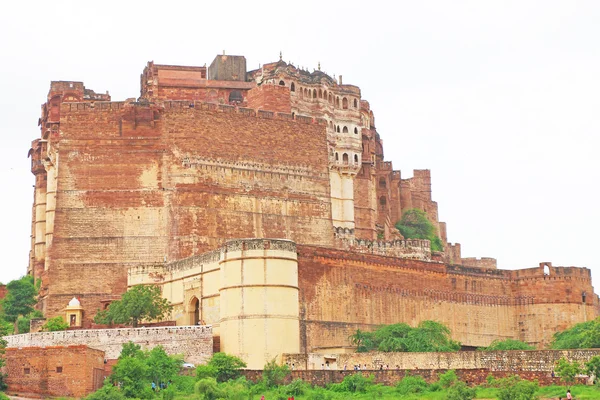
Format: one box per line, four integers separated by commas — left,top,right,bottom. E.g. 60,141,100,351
283,349,600,372
5,325,213,364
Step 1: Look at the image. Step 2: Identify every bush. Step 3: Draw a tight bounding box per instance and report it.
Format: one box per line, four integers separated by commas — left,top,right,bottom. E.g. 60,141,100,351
196,364,217,380
306,387,336,400
195,377,222,400
207,352,247,382
262,358,290,387
160,385,176,400
169,375,196,394
496,376,538,400
396,375,429,395
85,381,126,400
446,381,476,400
284,378,310,396
340,373,374,392
438,370,458,388
0,393,10,400
478,338,535,351
41,316,70,332
219,378,250,400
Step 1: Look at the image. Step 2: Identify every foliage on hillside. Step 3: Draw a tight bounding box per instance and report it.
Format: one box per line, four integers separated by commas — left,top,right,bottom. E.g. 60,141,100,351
551,318,600,349
477,338,535,351
349,320,461,353
395,209,444,252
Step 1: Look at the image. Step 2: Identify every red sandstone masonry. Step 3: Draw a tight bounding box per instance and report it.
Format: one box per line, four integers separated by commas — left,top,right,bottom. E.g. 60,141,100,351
5,345,105,398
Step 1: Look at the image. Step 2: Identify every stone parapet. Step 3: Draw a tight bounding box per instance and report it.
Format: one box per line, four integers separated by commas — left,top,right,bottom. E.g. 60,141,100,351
6,325,213,364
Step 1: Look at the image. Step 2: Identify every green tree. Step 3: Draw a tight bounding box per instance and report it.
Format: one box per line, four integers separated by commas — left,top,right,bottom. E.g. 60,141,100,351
478,338,535,351
94,285,172,328
437,370,458,389
41,316,70,332
395,209,444,252
262,358,290,388
196,364,217,380
146,346,181,387
1,276,37,331
111,355,151,398
495,375,538,400
555,357,582,388
195,377,222,400
405,320,461,352
349,328,377,352
395,375,429,395
207,353,247,382
585,355,600,383
446,381,476,400
551,318,600,349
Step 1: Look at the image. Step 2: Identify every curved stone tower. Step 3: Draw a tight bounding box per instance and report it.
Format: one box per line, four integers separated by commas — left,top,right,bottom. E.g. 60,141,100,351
219,239,300,369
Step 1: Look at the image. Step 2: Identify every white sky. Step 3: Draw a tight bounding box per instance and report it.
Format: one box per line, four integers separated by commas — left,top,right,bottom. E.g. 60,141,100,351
0,1,598,288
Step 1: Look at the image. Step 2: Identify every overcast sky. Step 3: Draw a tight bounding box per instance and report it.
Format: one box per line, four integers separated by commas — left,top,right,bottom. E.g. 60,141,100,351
0,1,598,288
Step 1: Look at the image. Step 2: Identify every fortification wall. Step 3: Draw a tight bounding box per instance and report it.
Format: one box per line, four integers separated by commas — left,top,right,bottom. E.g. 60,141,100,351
43,101,333,323
5,326,213,365
296,245,598,350
283,349,600,371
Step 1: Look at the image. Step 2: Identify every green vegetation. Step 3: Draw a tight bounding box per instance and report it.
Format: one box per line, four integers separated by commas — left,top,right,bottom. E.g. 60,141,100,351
1,275,38,333
93,284,172,328
555,357,582,388
196,352,247,383
41,315,70,332
486,375,538,400
551,318,600,349
105,342,182,399
477,338,535,351
395,209,444,252
0,322,7,391
349,320,461,352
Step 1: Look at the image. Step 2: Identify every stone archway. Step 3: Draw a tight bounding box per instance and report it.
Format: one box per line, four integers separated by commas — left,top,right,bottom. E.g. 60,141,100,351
189,297,200,325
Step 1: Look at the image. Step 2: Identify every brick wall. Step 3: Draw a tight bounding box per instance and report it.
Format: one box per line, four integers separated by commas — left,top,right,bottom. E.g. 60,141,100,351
5,325,213,365
241,369,579,387
296,245,597,350
0,284,6,301
247,84,291,113
5,345,105,398
42,101,333,323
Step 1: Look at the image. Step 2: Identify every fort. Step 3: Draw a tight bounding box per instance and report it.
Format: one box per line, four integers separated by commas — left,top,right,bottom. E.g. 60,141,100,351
24,53,599,369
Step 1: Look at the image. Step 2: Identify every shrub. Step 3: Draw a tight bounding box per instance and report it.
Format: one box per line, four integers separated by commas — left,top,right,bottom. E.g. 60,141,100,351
284,378,310,396
496,376,538,400
306,387,336,400
41,316,70,332
195,377,222,400
207,352,247,382
196,364,217,380
438,369,458,388
85,381,125,400
478,338,535,351
262,358,290,387
169,375,196,394
396,375,429,395
446,381,476,400
341,373,374,392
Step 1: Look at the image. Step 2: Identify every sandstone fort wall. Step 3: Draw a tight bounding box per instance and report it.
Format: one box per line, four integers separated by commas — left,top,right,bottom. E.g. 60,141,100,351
297,246,596,349
5,325,213,364
44,101,334,324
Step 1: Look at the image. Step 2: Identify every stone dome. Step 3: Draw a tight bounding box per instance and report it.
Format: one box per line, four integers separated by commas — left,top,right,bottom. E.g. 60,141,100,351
68,297,81,307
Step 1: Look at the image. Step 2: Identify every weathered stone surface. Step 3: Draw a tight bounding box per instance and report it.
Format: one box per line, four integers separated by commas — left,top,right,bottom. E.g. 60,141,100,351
6,325,213,364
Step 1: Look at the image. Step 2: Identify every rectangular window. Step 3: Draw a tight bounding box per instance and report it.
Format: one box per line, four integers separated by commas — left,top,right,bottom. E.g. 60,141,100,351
56,366,63,373
24,368,30,374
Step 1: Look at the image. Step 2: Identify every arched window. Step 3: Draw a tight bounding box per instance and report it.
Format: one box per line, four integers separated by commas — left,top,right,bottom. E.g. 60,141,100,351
336,97,340,107
336,126,340,133
342,153,349,164
379,178,386,188
329,121,333,129
354,127,358,134
279,80,285,86
353,99,358,108
379,196,386,206
324,90,328,99
328,93,332,103
342,126,348,133
354,154,359,163
342,97,348,109
290,82,295,92
190,297,200,325
318,89,323,98
313,89,317,98
335,153,339,161
304,88,308,97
